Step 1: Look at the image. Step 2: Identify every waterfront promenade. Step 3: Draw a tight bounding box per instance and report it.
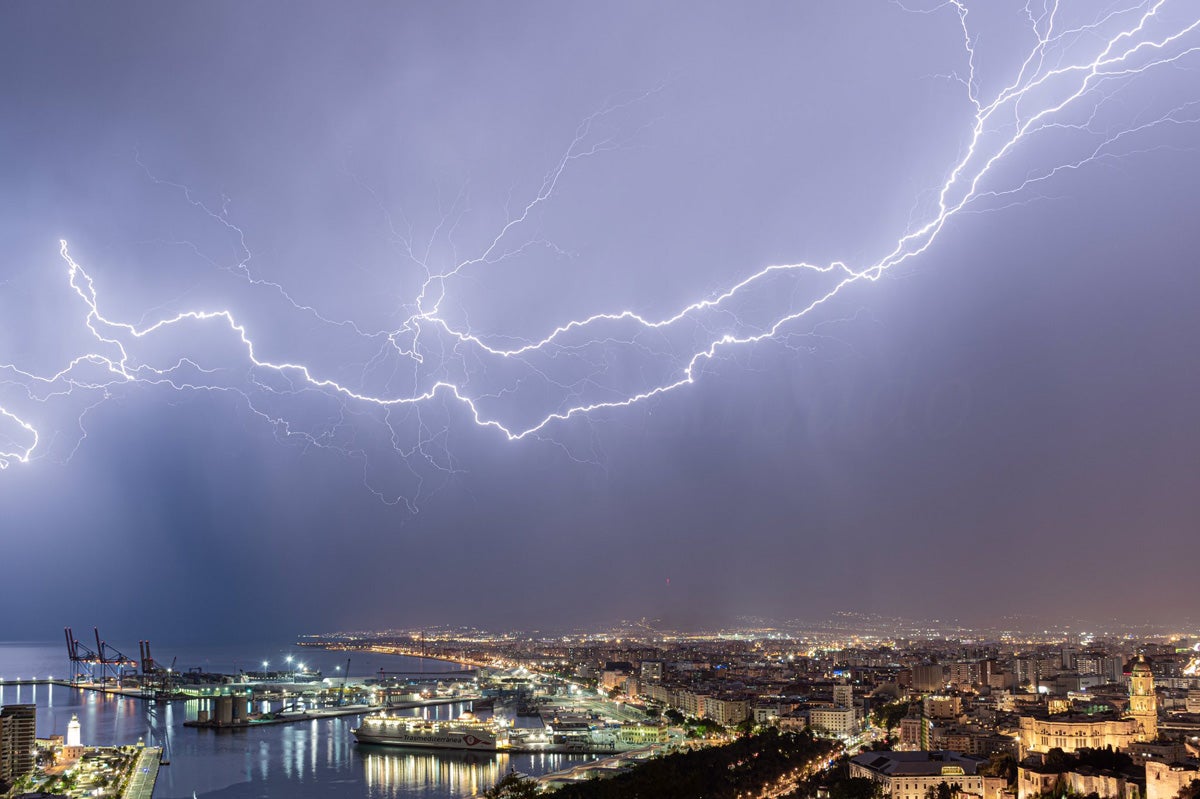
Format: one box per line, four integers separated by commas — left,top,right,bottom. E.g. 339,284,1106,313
122,747,161,799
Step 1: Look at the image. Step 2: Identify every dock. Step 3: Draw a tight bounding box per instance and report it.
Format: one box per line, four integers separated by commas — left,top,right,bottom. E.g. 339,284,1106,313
183,696,481,729
185,704,373,729
121,746,162,799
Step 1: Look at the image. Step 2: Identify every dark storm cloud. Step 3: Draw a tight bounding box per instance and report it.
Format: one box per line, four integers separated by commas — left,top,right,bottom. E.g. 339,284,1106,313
1,1,1198,642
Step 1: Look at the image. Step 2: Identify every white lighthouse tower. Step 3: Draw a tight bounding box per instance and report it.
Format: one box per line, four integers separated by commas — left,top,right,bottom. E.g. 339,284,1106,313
66,714,82,748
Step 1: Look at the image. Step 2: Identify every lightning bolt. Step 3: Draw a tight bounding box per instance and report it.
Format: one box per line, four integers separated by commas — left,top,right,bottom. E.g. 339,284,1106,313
2,0,1198,507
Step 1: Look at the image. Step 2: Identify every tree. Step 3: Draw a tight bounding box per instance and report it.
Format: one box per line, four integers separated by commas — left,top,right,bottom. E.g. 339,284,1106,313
983,752,1018,786
484,771,540,799
664,708,685,724
1043,748,1072,771
924,780,962,799
872,700,912,731
1176,779,1200,799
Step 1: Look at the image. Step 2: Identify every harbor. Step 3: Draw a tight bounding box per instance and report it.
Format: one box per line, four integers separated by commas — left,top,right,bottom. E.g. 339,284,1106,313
2,640,548,798
1,633,690,796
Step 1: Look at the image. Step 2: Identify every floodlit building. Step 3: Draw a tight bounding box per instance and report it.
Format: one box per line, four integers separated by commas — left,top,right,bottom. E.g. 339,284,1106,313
1128,656,1158,742
1145,759,1200,799
1016,711,1136,757
850,750,1003,799
1017,657,1157,757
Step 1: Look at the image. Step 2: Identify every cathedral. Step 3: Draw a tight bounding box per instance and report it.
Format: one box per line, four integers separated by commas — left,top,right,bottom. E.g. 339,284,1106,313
1015,654,1158,756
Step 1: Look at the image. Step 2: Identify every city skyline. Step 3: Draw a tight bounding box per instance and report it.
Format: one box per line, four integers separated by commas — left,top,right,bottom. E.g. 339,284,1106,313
2,1,1199,641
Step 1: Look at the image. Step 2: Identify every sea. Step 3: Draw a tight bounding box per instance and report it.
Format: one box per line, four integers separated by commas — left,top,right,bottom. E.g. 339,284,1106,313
0,641,594,798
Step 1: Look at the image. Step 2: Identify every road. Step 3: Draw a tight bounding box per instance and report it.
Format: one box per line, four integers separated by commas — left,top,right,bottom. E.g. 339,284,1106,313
122,747,161,799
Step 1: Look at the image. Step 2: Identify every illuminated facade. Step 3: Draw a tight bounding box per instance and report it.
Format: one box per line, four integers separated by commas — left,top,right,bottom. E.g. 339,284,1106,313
850,751,1004,799
1128,656,1157,742
66,714,81,748
1016,713,1135,757
1017,763,1140,799
1146,760,1200,799
1016,657,1157,756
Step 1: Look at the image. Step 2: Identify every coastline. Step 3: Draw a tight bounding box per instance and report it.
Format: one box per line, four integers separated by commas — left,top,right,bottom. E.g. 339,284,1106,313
307,642,485,671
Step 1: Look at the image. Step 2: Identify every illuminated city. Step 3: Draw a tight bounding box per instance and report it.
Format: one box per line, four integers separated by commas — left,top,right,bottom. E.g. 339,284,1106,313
2,1,1200,798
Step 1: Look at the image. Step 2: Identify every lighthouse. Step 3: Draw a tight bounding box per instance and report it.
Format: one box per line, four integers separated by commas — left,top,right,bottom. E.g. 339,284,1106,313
66,714,81,748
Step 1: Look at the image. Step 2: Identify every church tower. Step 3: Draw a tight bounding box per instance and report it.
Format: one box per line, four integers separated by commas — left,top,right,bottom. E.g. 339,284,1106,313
1128,655,1157,741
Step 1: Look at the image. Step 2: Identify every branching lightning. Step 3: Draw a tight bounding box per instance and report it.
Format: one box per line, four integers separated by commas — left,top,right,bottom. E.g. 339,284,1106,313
2,0,1198,506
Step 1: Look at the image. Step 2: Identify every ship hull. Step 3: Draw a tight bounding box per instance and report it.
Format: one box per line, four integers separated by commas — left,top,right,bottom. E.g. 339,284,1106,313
353,727,499,751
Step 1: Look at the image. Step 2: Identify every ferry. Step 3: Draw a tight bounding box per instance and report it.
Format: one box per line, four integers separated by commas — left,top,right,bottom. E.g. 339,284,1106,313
352,712,506,751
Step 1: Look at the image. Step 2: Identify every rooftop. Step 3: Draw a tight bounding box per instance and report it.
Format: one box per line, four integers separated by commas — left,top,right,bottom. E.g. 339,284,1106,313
851,751,985,777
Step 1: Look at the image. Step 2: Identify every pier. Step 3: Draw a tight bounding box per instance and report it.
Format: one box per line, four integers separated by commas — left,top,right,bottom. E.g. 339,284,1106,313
121,747,162,799
184,704,374,729
183,695,482,729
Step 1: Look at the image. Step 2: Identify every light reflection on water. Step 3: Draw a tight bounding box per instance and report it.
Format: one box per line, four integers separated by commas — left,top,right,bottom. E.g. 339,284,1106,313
0,643,594,798
361,749,587,799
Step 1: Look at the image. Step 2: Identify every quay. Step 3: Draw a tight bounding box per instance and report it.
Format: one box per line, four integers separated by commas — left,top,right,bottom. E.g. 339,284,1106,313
122,746,162,799
0,677,191,700
184,695,482,729
534,744,664,790
388,694,481,710
185,703,373,729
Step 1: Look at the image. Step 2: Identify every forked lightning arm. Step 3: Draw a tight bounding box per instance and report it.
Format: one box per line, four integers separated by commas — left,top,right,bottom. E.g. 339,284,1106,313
2,1,1198,506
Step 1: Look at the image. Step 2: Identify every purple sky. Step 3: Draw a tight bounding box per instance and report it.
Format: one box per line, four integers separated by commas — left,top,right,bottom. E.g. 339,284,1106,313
1,1,1198,641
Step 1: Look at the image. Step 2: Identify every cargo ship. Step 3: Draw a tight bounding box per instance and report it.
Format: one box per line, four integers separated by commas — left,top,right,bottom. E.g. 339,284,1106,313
352,713,507,751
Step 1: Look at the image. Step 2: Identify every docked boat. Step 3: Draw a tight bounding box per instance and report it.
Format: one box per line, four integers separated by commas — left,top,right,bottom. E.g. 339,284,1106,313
352,713,507,751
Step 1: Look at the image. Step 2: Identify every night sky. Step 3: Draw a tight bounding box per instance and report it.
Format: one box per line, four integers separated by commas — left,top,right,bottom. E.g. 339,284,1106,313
2,2,1198,642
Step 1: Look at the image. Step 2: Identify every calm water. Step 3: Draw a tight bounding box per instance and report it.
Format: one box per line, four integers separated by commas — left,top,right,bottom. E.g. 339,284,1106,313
0,642,591,798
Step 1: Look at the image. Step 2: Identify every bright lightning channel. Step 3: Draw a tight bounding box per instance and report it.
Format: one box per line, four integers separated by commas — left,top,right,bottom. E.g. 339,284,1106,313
1,0,1198,506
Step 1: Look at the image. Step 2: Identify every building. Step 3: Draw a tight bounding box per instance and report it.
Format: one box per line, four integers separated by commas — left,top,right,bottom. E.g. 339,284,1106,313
1145,759,1200,799
924,695,962,720
849,750,1002,799
641,682,674,707
834,683,854,709
640,661,663,683
899,716,923,750
0,704,37,787
599,662,633,692
949,663,982,690
1126,740,1187,767
1017,761,1140,799
705,696,752,727
677,689,709,719
913,665,948,693
1017,660,1156,757
810,706,858,738
1129,656,1159,742
1016,711,1136,757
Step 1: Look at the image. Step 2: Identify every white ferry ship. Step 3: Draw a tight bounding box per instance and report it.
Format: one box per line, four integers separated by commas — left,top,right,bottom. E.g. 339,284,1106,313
352,713,507,751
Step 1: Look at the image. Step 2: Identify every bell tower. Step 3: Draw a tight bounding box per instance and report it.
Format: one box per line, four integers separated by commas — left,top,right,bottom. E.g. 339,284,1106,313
1128,655,1157,742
